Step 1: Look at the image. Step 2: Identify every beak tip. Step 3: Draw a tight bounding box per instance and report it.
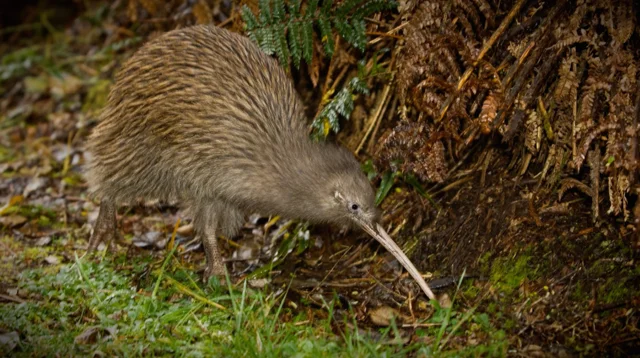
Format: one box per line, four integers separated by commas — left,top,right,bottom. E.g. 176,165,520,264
360,220,437,301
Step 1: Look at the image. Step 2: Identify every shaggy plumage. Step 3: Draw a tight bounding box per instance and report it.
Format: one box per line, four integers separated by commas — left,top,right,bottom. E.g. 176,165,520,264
85,25,377,278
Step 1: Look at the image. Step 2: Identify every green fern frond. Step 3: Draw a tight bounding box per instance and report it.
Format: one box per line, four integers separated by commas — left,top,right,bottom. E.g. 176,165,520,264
311,63,371,140
350,19,367,51
333,88,355,119
241,0,398,67
357,0,396,17
288,0,301,15
334,20,362,51
274,22,290,65
240,1,397,138
335,0,358,18
301,20,314,63
349,76,369,95
256,27,275,55
272,0,286,22
288,21,303,67
305,0,319,19
258,0,272,24
322,0,334,14
317,16,335,57
311,86,355,140
242,6,259,31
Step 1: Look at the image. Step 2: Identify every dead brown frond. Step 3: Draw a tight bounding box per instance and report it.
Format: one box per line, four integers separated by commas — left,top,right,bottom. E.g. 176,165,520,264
558,178,593,200
553,48,579,106
376,0,639,221
609,0,635,45
524,110,541,155
479,91,499,135
377,120,448,183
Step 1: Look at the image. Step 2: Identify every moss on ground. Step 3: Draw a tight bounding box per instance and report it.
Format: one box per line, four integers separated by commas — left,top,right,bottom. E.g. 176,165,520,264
489,251,537,297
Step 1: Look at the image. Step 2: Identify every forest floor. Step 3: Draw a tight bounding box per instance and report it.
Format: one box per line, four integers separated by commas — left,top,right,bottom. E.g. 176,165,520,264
1,1,639,357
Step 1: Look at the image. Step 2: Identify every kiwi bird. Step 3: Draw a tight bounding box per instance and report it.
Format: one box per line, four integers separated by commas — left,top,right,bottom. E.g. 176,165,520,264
85,24,435,300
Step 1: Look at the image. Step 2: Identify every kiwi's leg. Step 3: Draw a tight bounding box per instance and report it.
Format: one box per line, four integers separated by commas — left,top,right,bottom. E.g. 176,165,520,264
202,234,226,281
88,199,117,251
194,204,226,282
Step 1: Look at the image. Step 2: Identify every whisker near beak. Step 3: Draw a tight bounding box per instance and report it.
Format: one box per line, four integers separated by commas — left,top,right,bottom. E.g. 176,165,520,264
358,221,436,301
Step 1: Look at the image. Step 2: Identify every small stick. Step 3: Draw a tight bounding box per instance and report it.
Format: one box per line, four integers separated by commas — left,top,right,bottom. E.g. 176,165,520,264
356,83,392,155
368,22,409,46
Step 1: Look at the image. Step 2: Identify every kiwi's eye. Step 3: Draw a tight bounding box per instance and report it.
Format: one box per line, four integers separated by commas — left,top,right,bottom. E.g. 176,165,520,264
350,203,359,211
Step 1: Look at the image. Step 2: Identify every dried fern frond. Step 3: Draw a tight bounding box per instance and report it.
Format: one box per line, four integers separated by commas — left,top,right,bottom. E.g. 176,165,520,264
376,0,639,221
479,92,499,135
524,110,542,155
378,120,449,183
558,178,593,200
553,48,579,106
609,0,635,45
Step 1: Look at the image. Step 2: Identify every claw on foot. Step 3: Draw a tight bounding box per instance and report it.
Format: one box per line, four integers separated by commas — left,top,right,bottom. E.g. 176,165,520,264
203,262,227,283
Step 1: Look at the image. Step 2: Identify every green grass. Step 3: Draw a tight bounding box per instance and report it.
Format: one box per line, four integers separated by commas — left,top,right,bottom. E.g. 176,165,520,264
0,251,508,357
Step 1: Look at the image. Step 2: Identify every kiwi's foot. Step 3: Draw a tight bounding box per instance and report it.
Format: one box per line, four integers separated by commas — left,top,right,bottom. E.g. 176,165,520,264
203,260,227,283
88,199,117,251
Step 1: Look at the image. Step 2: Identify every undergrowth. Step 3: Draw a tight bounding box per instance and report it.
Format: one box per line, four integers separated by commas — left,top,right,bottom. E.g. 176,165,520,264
0,253,508,357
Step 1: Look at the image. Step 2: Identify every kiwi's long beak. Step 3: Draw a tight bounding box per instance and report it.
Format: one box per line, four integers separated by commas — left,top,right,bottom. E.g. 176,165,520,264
358,221,436,301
